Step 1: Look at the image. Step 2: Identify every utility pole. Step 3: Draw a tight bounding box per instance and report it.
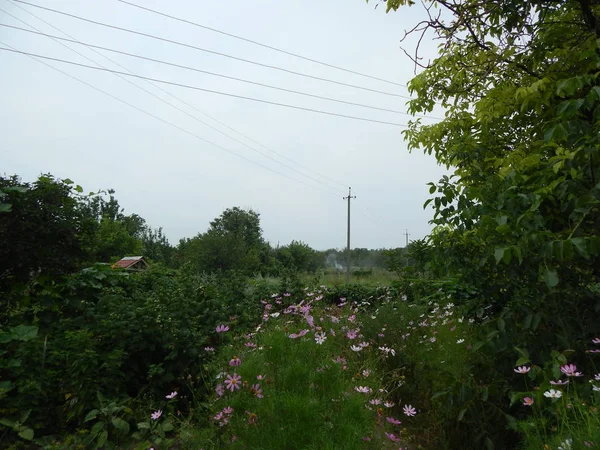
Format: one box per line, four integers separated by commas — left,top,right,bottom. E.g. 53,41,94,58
404,229,410,267
344,187,356,282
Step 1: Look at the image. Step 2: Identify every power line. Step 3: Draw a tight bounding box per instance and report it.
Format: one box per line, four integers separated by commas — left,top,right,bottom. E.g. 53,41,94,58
4,0,348,192
12,0,412,99
0,39,345,198
0,8,346,196
0,46,412,127
0,23,438,118
116,0,410,89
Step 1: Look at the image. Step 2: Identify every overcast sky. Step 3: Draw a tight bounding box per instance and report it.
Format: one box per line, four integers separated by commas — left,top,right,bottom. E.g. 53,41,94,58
0,0,447,250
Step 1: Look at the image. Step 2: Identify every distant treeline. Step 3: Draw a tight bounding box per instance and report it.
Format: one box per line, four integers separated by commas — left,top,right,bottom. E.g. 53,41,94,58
0,174,406,285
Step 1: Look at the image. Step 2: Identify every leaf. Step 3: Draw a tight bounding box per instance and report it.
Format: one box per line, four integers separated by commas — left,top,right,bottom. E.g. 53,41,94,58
10,325,38,341
0,204,11,213
515,357,529,366
0,418,16,427
96,430,108,448
161,421,174,432
75,185,84,193
497,318,505,332
485,436,495,450
84,409,100,422
570,237,589,258
18,428,34,441
543,267,559,288
111,417,130,433
20,410,31,423
494,247,508,263
457,408,467,421
136,422,151,430
531,313,542,331
90,421,104,436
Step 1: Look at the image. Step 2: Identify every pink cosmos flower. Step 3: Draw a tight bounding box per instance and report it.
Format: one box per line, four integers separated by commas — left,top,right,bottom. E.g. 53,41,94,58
216,325,229,333
216,384,224,397
362,369,371,377
387,417,402,425
550,380,569,385
362,436,371,442
355,386,371,393
204,347,215,352
385,432,401,442
305,315,315,328
229,356,242,367
403,404,417,416
514,366,531,374
348,314,356,322
245,342,257,348
251,383,263,398
330,316,340,323
334,356,346,365
151,409,162,420
256,374,266,380
595,373,600,381
222,406,234,415
369,399,382,405
225,373,242,392
378,333,385,337
359,341,370,348
165,391,178,399
298,329,309,337
284,292,291,297
523,397,534,406
429,337,436,343
592,338,600,344
561,364,583,377
384,401,395,408
288,333,299,339
346,329,358,340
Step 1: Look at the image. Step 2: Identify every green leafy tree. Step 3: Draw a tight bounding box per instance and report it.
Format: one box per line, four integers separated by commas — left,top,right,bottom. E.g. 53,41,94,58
0,175,94,289
177,207,269,274
376,0,600,447
276,240,316,272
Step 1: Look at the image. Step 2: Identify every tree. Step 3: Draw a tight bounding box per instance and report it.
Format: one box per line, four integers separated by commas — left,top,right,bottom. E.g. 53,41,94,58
378,0,600,302
0,175,95,288
276,241,316,272
377,1,600,446
177,207,268,274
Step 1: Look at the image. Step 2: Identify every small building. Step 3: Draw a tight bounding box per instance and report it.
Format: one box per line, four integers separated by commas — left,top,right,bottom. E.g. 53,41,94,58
112,256,149,271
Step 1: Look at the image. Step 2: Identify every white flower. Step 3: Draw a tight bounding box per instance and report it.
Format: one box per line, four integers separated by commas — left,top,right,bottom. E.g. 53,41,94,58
384,401,395,408
456,339,465,344
270,312,280,318
350,345,362,352
314,331,327,345
543,389,563,399
557,438,573,450
354,386,371,394
362,369,371,377
592,385,600,392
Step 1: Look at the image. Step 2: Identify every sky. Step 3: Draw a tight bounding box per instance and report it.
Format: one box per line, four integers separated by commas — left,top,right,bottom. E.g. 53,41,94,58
0,0,448,250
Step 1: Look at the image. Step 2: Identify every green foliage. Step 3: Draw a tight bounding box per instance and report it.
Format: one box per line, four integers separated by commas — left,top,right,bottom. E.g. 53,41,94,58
0,175,95,288
177,207,270,275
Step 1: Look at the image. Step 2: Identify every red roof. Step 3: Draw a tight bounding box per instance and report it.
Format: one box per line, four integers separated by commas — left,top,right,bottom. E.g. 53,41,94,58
113,256,145,269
